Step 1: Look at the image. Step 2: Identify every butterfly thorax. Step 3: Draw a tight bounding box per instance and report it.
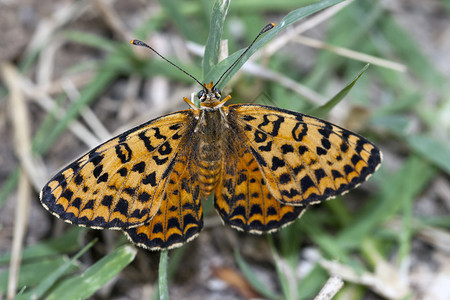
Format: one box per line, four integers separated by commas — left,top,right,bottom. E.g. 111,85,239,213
195,107,226,196
193,82,233,196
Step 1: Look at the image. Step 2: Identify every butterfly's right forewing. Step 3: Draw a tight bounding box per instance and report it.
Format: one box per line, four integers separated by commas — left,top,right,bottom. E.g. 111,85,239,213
40,110,198,229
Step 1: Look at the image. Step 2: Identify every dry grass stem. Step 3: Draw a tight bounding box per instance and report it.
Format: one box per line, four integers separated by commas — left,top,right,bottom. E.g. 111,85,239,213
118,75,141,121
434,176,450,210
314,276,344,300
37,39,61,87
272,248,298,300
26,1,86,56
18,74,101,148
45,71,95,95
294,35,407,72
62,78,112,141
264,0,354,56
93,0,132,41
219,39,229,63
320,258,410,299
2,63,33,300
418,226,450,254
242,62,326,104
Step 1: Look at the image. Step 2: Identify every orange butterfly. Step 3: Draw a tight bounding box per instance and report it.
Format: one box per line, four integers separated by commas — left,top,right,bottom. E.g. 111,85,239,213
40,24,381,250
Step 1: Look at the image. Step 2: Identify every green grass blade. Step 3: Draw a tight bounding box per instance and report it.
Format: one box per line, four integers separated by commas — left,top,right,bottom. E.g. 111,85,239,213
64,30,117,52
297,264,329,299
230,0,330,11
44,245,136,300
158,250,169,300
299,213,351,262
268,236,298,300
0,169,19,209
407,134,450,174
158,0,202,43
167,247,187,280
0,257,79,295
0,228,85,265
309,64,370,118
205,0,346,89
203,0,231,78
17,239,96,300
234,249,280,300
337,156,436,247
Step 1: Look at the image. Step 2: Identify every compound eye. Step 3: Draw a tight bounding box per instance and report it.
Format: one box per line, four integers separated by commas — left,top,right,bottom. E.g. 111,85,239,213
213,88,221,94
197,90,205,99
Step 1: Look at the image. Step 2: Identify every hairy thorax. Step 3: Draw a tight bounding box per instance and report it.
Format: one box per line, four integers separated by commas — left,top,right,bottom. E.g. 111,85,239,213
196,109,226,196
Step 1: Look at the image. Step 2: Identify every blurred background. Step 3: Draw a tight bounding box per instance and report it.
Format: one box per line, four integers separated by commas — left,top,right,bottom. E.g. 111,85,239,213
1,0,449,299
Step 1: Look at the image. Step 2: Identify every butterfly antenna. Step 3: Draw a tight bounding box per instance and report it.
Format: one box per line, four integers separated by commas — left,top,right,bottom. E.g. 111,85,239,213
212,23,275,89
130,39,205,89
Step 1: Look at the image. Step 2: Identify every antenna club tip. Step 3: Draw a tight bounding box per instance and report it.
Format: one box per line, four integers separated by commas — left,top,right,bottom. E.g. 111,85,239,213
131,39,146,47
262,23,275,33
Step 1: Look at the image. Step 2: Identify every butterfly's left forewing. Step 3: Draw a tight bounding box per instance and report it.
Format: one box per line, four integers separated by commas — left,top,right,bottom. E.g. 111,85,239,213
227,104,381,206
40,110,198,229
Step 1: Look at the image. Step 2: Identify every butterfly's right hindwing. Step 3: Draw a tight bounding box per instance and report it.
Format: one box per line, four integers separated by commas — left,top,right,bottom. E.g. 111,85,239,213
214,126,305,233
40,110,198,229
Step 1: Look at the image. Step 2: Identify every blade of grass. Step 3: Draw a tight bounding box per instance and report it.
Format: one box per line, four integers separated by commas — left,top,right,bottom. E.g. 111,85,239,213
378,15,447,90
0,257,80,294
299,213,353,264
38,68,117,154
230,0,332,11
407,134,450,175
158,0,204,43
297,264,329,299
158,250,169,300
308,64,369,118
16,239,96,300
64,30,117,52
304,2,382,90
167,247,187,280
278,221,304,266
0,169,19,209
268,236,298,300
43,245,136,300
337,156,436,247
203,0,231,78
0,228,85,265
205,0,346,89
234,249,279,300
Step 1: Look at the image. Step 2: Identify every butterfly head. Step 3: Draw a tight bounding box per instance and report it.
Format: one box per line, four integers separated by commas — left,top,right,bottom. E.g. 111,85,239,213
198,81,224,109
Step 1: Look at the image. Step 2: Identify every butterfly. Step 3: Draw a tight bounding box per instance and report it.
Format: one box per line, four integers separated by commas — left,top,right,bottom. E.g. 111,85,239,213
40,24,381,250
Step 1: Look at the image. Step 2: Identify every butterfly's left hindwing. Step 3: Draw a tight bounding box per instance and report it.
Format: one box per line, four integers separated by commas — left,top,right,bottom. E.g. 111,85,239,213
227,104,381,206
40,110,198,229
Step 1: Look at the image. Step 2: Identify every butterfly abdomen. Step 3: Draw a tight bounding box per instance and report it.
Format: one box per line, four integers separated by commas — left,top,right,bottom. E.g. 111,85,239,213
197,159,221,196
195,109,226,196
